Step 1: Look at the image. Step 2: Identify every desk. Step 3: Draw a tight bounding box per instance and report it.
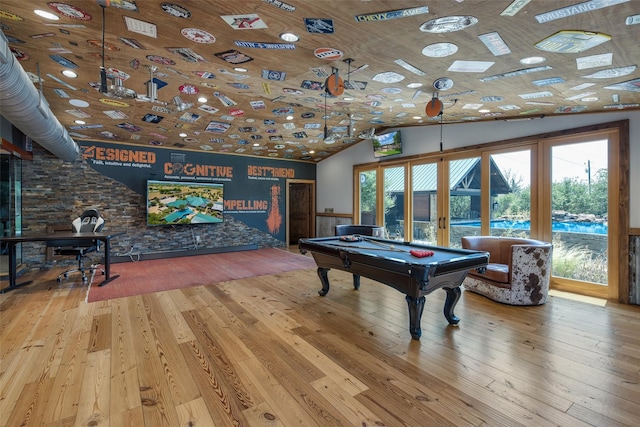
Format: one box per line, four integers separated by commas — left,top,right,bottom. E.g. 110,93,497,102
0,231,125,292
299,236,489,340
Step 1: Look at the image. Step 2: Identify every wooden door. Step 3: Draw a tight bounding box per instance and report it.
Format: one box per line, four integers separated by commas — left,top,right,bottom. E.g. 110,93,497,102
289,183,312,244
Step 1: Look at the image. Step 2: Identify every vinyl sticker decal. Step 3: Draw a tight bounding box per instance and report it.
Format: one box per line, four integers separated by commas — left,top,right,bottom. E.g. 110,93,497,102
314,48,343,60
181,28,216,43
535,30,611,53
355,6,429,22
160,3,191,18
214,49,253,64
582,65,636,79
48,2,92,20
422,42,458,58
419,16,478,33
221,14,268,30
304,18,334,34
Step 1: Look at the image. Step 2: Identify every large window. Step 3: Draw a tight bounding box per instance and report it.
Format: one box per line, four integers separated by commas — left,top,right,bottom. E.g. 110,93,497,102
353,121,628,301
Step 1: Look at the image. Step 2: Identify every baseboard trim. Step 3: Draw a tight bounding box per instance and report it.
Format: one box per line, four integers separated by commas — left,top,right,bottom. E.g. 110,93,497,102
111,244,259,263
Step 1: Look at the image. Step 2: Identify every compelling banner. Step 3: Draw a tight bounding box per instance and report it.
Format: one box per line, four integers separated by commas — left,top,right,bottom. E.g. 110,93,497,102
79,141,316,241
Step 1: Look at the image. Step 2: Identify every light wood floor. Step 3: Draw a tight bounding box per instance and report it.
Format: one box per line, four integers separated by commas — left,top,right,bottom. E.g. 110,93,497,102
1,263,640,427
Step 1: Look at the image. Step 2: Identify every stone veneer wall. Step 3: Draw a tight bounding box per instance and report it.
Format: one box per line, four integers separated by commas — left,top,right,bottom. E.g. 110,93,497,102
20,146,284,271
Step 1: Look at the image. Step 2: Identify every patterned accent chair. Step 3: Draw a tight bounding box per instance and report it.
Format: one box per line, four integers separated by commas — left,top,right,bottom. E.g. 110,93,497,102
461,236,553,305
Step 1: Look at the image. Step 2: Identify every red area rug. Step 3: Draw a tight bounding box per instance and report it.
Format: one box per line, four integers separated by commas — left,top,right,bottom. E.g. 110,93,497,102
87,248,316,303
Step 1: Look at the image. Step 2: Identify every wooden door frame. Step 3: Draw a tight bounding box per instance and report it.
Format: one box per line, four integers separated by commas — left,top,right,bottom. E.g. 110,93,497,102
286,179,316,245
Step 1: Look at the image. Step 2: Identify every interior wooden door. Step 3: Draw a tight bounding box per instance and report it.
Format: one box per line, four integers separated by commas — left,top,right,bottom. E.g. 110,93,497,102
289,183,312,244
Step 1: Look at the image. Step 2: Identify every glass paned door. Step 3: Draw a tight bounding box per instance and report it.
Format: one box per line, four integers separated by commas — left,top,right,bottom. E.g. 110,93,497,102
358,170,377,225
411,162,438,244
383,166,405,240
449,157,481,248
551,140,608,285
490,150,532,238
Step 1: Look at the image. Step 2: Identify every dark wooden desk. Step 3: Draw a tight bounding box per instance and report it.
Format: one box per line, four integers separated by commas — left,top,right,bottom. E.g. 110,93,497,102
1,231,125,292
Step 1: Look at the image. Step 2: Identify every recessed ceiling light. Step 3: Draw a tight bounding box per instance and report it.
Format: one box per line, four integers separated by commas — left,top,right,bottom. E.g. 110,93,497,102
197,96,207,103
69,99,89,107
34,9,59,20
407,83,423,88
280,32,299,42
233,67,247,72
253,143,260,146
479,109,491,113
74,120,85,125
309,150,315,154
285,115,294,120
520,56,546,65
179,133,187,138
62,70,77,78
413,116,422,120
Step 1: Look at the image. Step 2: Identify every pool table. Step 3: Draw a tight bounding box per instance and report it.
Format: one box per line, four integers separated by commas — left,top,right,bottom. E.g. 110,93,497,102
299,235,489,340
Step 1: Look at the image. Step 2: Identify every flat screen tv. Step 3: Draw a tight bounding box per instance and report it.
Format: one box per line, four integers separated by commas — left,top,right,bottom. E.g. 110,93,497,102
372,130,402,158
146,180,224,226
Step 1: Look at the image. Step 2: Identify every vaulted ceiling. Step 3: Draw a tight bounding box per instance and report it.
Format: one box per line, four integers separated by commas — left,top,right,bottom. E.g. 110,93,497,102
1,0,639,162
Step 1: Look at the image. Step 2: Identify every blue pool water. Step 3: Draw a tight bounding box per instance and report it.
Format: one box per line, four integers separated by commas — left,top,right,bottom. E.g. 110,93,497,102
459,220,607,235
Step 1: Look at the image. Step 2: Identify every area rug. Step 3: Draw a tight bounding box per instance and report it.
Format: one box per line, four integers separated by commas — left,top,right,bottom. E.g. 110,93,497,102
87,248,316,303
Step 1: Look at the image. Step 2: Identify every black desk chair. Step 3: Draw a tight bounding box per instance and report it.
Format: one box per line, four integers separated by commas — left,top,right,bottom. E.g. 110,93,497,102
54,208,105,282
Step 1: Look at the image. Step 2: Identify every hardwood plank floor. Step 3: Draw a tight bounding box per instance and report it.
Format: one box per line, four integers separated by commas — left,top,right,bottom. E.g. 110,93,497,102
1,264,639,427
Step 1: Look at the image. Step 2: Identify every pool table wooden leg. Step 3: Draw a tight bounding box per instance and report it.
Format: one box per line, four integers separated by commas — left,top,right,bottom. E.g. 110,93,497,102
405,295,426,340
443,287,461,325
317,267,331,296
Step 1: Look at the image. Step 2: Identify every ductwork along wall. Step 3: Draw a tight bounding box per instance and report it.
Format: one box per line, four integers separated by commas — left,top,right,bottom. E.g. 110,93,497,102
0,30,80,162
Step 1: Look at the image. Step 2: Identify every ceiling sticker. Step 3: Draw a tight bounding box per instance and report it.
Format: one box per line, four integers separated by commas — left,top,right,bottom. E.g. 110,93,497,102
262,69,286,81
354,6,429,22
6,35,25,44
532,77,565,86
262,0,295,12
65,109,91,118
381,87,403,95
304,18,335,34
107,68,130,80
43,23,85,28
501,0,533,16
99,131,118,139
372,71,405,83
422,43,458,58
146,55,175,65
103,110,129,119
99,98,130,107
478,32,511,56
394,59,426,76
167,47,206,63
314,47,343,60
54,88,70,98
518,91,554,99
194,71,216,79
570,83,596,90
87,39,120,51
198,105,219,114
31,33,56,38
120,37,146,49
9,46,31,61
582,65,636,79
448,60,494,73
250,100,266,110
603,78,640,92
0,10,23,21
603,102,639,109
419,16,478,33
213,91,237,106
480,96,504,102
627,14,640,25
498,105,521,111
462,104,483,110
440,89,476,98
234,41,295,50
116,123,142,132
221,14,268,30
47,3,92,20
535,0,630,24
283,88,304,95
576,53,612,70
49,54,78,68
228,82,250,90
565,92,596,101
301,80,323,90
160,3,191,18
535,30,611,53
124,16,157,38
179,112,201,123
179,84,199,94
525,100,555,105
218,69,249,80
214,49,254,64
181,28,216,44
555,105,587,113
479,65,552,82
49,46,72,54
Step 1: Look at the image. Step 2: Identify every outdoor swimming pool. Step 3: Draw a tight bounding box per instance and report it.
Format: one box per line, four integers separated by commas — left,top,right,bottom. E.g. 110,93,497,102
459,220,607,235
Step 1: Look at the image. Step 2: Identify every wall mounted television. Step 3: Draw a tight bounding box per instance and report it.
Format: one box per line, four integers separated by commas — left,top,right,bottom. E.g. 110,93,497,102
372,130,402,158
146,180,224,226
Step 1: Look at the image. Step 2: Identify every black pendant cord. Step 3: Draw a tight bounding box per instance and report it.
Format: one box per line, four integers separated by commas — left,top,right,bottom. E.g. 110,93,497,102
439,113,443,152
99,5,107,93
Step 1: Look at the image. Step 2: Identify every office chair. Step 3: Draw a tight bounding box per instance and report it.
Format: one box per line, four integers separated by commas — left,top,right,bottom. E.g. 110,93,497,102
55,208,105,282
